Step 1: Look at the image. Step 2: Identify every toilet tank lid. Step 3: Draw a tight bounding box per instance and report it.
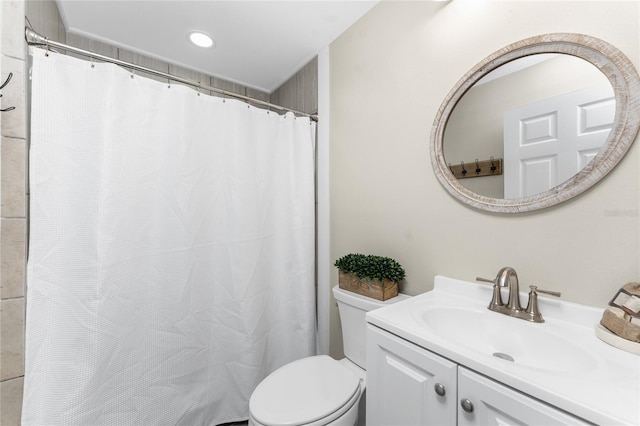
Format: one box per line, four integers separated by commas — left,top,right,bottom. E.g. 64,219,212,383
332,285,411,310
250,355,360,426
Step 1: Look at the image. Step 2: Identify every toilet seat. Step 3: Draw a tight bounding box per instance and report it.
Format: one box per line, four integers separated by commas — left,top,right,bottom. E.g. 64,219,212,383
249,355,361,426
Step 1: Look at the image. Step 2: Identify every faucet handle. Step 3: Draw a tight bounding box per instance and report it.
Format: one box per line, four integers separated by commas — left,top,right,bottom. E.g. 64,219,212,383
525,285,561,323
476,276,504,308
530,285,561,298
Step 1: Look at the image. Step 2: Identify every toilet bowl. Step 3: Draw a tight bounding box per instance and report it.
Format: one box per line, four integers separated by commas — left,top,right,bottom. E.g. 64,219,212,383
249,355,363,426
248,286,410,426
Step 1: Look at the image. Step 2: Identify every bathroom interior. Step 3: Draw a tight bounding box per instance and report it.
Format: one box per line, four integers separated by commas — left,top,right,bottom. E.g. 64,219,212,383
1,0,639,425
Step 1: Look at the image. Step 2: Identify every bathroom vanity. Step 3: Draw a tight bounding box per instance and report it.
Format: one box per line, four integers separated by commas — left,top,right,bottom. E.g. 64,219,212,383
366,275,639,425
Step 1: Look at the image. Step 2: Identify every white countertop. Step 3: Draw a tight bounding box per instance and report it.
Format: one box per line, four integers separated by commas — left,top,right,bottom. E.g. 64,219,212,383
366,275,640,425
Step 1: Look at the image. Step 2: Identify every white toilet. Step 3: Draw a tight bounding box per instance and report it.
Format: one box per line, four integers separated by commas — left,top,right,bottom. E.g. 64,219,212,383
248,285,410,426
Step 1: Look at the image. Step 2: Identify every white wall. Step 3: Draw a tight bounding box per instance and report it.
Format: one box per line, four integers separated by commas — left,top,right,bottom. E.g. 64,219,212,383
328,0,640,357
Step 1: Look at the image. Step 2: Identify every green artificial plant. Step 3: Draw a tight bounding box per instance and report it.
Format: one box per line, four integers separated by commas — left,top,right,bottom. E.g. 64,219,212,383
334,253,406,283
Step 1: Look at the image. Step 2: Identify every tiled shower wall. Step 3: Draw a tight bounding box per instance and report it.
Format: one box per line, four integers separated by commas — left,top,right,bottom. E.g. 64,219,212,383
0,1,317,423
1,0,28,424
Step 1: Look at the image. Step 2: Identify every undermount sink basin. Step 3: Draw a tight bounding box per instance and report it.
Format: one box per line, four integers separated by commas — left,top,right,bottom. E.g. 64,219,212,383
419,306,598,373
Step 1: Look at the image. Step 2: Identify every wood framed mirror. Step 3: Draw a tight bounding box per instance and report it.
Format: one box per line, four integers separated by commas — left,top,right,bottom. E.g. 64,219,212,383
430,33,640,213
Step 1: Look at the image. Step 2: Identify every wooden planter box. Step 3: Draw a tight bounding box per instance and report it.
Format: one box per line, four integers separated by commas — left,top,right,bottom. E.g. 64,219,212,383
338,271,398,301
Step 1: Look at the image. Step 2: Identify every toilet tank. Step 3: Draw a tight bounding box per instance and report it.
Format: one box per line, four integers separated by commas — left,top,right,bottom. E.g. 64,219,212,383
332,285,410,369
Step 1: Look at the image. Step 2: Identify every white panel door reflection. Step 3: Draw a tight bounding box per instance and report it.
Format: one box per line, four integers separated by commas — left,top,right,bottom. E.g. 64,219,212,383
504,84,615,199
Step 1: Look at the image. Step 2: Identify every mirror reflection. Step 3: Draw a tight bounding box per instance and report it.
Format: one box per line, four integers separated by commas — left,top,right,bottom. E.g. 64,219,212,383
443,54,614,199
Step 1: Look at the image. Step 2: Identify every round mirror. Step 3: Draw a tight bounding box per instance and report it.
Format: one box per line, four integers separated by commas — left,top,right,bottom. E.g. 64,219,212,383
430,33,640,213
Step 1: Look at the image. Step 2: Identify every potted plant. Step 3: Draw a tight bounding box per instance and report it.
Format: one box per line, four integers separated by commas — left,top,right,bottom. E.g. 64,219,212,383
334,253,406,301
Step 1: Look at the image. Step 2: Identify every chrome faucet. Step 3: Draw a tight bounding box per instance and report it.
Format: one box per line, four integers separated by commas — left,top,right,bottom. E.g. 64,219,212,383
477,267,560,323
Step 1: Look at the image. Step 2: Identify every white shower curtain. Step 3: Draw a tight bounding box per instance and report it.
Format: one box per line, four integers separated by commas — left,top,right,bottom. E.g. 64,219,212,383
23,48,316,425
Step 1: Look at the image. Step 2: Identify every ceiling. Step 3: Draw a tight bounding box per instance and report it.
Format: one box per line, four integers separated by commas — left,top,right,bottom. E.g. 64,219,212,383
56,1,378,93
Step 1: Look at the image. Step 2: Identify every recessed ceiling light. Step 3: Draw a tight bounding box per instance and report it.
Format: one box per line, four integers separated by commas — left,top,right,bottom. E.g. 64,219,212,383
189,31,215,48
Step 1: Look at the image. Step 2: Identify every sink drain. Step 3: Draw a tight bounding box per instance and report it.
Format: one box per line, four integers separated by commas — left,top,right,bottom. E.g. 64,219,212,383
492,352,515,362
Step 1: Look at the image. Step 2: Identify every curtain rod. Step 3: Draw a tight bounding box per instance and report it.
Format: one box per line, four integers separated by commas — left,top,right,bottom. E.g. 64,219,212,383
25,27,319,122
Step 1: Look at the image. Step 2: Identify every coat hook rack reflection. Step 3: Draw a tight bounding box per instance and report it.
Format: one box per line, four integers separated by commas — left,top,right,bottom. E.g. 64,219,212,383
0,72,15,112
448,157,503,179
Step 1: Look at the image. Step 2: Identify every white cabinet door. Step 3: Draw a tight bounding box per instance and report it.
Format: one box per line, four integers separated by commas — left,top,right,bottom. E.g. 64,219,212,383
367,325,457,426
457,367,591,426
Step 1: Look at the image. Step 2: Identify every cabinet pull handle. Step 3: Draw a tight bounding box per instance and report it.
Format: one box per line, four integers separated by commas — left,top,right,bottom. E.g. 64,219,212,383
434,383,446,397
461,398,474,413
